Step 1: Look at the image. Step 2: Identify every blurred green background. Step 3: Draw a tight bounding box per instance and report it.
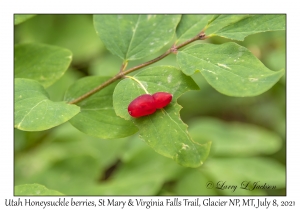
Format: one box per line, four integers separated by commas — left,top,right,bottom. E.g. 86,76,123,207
14,15,286,195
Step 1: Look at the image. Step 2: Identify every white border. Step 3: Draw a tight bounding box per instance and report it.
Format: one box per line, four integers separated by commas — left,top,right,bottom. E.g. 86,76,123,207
2,1,299,209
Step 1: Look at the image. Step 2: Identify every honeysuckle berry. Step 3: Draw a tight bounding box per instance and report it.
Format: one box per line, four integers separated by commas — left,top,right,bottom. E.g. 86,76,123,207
128,94,156,118
128,92,173,118
152,92,173,109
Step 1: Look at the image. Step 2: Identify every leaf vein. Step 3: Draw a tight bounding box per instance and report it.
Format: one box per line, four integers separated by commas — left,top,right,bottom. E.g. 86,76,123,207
16,99,48,129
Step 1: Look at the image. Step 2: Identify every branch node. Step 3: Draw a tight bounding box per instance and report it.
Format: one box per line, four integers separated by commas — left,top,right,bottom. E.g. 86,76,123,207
198,31,206,40
170,44,178,54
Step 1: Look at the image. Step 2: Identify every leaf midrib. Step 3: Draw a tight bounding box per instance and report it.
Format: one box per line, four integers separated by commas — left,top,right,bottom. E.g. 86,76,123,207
125,15,141,59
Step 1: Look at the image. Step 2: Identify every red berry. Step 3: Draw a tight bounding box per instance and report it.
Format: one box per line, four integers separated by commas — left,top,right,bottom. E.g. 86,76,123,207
128,94,156,118
152,92,173,109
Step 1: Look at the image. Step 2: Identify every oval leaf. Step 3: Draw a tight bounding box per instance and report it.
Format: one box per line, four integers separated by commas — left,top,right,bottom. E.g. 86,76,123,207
207,15,286,41
113,66,211,168
15,78,80,131
176,15,214,44
177,42,284,96
189,118,282,156
15,183,63,195
93,15,181,60
14,43,72,88
64,76,138,139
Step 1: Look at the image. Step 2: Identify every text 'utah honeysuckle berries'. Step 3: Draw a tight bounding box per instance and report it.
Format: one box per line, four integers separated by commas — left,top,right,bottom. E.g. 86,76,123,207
128,92,173,118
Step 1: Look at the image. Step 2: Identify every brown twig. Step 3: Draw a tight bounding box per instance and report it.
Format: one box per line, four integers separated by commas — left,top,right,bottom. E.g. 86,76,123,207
68,32,206,104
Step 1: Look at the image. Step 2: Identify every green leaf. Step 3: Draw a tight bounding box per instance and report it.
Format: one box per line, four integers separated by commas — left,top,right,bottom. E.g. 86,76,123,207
15,15,105,64
176,15,214,44
207,15,286,41
14,43,72,88
14,14,36,25
113,66,211,168
14,78,80,131
177,42,285,96
93,15,181,60
205,15,251,37
64,76,138,139
189,117,282,156
15,183,63,195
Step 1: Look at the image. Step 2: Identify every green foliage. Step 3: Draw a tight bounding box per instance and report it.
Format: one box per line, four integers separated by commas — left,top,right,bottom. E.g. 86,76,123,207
14,43,72,88
208,15,286,41
64,76,138,139
176,15,215,44
94,15,181,60
113,66,199,120
14,15,36,25
14,78,80,131
14,15,104,64
14,14,286,196
177,42,284,96
205,15,251,37
175,157,285,196
113,66,211,167
15,183,63,195
189,118,282,156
